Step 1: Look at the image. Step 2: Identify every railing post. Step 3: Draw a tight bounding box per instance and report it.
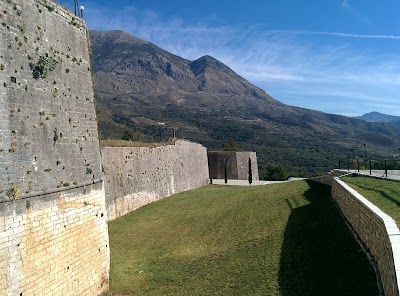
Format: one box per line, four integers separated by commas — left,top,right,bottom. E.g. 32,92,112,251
357,158,360,172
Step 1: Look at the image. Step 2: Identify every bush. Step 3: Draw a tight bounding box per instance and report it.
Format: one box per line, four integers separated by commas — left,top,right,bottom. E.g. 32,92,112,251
265,163,288,181
222,139,241,151
248,157,253,184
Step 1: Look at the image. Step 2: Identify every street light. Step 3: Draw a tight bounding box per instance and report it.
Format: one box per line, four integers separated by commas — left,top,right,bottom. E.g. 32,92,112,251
364,143,367,167
79,5,84,18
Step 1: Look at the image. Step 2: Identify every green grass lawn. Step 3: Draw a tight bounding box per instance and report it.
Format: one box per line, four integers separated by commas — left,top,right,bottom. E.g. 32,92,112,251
106,181,378,296
341,175,400,227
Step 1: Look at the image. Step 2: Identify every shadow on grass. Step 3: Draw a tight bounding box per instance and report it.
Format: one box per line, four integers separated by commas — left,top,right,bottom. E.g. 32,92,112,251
344,179,400,208
278,181,378,296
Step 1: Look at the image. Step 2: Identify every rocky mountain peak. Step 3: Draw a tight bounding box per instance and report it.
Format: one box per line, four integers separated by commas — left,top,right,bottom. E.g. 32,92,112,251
190,55,231,76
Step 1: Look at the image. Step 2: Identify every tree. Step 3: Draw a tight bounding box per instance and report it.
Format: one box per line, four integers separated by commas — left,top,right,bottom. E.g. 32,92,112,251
248,157,253,185
265,163,288,181
122,128,140,141
222,139,241,151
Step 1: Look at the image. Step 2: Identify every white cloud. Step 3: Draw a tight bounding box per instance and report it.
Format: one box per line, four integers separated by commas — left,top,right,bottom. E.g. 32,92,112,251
269,30,400,40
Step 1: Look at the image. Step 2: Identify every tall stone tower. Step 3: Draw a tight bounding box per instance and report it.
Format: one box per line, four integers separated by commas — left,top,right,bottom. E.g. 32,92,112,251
0,0,109,295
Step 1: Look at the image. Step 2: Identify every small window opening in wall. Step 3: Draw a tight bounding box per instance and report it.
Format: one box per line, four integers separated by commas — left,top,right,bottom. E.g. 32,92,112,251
10,77,16,83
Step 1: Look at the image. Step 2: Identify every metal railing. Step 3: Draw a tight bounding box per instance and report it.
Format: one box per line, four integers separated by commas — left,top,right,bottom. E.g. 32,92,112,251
337,158,400,179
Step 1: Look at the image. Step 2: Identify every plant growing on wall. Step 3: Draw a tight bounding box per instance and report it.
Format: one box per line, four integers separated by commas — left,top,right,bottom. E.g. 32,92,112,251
29,55,57,79
53,128,60,145
8,186,20,201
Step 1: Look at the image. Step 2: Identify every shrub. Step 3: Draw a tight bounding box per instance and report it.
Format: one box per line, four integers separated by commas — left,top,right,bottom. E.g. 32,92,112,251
265,163,288,181
248,157,253,184
29,55,58,79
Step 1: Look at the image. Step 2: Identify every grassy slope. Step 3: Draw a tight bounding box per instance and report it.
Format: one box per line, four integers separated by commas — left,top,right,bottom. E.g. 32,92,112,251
341,175,400,227
107,181,377,296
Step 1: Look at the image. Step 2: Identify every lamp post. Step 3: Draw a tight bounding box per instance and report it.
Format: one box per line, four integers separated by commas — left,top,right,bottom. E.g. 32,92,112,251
79,5,84,18
364,143,367,168
74,0,78,16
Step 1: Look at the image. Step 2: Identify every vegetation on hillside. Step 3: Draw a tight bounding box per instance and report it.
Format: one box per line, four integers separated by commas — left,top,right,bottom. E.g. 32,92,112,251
91,30,400,178
106,181,377,295
221,139,242,151
265,163,288,181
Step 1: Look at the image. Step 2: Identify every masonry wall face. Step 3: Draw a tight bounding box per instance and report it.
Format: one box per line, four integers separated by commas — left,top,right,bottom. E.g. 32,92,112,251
331,178,400,296
236,152,259,181
0,0,109,294
0,0,102,200
101,140,210,221
207,151,259,181
0,182,109,296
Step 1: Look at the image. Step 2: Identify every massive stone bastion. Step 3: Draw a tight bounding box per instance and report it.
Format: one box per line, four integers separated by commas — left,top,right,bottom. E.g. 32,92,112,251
0,0,109,294
0,1,211,295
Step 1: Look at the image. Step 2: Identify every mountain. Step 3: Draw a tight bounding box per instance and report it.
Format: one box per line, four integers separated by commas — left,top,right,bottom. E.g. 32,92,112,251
90,30,400,177
357,112,400,123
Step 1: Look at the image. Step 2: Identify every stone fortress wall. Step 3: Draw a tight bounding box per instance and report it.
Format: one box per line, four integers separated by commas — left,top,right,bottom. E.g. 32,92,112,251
0,0,109,295
1,0,396,295
0,1,212,294
311,174,400,296
101,140,210,221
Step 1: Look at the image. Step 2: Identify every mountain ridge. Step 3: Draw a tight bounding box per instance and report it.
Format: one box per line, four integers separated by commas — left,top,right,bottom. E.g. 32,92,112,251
90,29,400,176
357,111,400,123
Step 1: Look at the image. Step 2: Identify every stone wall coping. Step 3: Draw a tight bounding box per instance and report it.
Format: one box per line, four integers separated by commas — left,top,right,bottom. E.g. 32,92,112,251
335,177,400,291
101,139,198,149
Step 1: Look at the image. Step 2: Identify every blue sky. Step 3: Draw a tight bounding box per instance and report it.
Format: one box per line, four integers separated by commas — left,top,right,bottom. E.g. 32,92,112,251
61,0,400,116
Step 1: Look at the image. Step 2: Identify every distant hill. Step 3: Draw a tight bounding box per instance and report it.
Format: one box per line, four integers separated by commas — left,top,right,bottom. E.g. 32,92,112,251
90,30,400,177
357,112,400,123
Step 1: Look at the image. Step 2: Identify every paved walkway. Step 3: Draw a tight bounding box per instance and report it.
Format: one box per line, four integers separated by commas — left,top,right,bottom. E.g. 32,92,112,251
335,169,400,181
210,177,306,186
212,170,400,187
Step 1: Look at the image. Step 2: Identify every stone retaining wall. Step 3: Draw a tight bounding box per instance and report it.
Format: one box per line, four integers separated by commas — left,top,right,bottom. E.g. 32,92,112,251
331,178,400,296
312,176,400,296
309,174,400,296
